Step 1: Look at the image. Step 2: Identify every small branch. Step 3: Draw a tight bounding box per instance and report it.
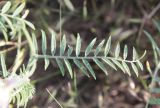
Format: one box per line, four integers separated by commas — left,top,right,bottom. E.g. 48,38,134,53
149,62,160,88
0,40,27,54
0,41,18,47
46,88,63,108
148,2,160,19
137,2,160,44
34,51,145,63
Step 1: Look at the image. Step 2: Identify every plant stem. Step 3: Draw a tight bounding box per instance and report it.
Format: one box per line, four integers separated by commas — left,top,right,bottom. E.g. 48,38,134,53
34,53,144,63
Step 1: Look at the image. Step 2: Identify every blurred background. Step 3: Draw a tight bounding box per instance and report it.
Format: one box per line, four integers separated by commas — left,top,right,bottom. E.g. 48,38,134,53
3,0,160,108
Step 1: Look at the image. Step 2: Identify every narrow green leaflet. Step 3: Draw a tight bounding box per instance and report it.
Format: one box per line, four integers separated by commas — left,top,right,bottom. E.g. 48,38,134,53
44,59,50,70
12,96,16,104
82,59,96,79
123,45,128,59
94,40,105,56
16,93,21,107
104,36,111,56
131,63,138,77
0,21,7,31
32,33,38,53
76,34,81,56
67,45,73,56
27,56,36,68
2,15,15,33
24,20,35,30
1,1,11,14
137,60,143,70
93,58,108,76
144,30,159,63
153,20,160,33
64,59,73,78
73,59,89,77
83,0,87,19
41,30,47,54
60,35,66,56
51,31,56,55
111,59,125,73
2,30,8,41
115,42,120,58
56,59,65,76
0,54,8,77
85,38,96,56
144,30,159,49
133,47,138,60
102,58,117,70
22,9,29,19
122,61,131,76
64,0,74,11
13,3,25,16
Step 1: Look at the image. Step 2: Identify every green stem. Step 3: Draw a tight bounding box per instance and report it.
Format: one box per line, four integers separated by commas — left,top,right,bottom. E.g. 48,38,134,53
22,25,35,55
34,52,145,63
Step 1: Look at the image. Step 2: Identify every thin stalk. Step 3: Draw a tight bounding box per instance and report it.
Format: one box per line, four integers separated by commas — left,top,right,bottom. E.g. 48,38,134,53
149,62,160,88
59,1,62,47
46,88,63,108
34,51,145,63
31,72,60,84
22,25,35,55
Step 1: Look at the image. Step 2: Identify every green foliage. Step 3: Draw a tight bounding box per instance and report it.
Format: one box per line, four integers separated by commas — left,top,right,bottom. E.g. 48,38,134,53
144,20,160,107
0,1,35,53
34,32,146,79
0,1,146,107
0,55,36,107
0,1,36,107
